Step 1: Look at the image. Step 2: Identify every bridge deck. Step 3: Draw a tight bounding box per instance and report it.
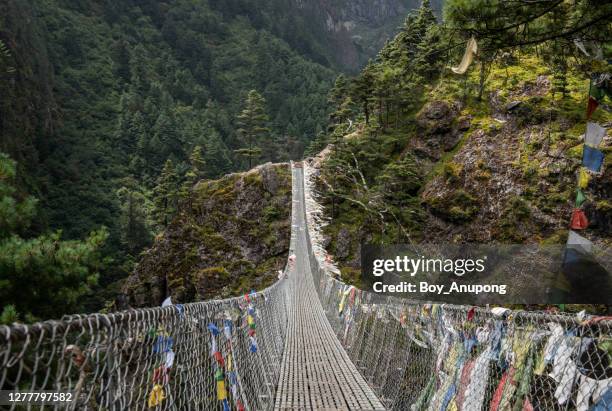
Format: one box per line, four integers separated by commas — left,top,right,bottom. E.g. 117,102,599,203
274,167,385,410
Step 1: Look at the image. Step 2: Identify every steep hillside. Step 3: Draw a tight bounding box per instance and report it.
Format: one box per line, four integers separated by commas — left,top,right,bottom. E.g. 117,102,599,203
308,0,611,285
119,163,291,308
0,0,332,311
314,57,611,283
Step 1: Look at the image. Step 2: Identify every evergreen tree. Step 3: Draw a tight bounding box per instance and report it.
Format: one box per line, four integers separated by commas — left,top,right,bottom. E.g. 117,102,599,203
179,170,197,200
189,145,206,179
152,112,182,166
351,62,375,125
235,90,270,169
0,152,107,321
204,130,233,178
116,185,151,255
153,159,179,228
328,74,349,109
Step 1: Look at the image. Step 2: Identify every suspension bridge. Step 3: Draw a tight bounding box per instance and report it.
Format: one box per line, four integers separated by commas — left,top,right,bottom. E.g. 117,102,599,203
1,162,610,410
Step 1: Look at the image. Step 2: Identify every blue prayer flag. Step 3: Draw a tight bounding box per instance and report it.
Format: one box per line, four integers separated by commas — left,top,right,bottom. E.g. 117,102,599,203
582,145,604,172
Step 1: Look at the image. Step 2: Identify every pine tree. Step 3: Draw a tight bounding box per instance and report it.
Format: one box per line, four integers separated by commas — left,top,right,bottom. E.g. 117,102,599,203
179,170,197,200
204,130,232,178
328,74,349,109
414,24,444,81
153,159,179,228
235,90,270,169
189,145,206,179
152,112,181,166
116,186,151,254
351,62,375,125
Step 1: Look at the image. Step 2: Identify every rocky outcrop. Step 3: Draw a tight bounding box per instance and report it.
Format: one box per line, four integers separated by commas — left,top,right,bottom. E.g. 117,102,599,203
119,163,292,308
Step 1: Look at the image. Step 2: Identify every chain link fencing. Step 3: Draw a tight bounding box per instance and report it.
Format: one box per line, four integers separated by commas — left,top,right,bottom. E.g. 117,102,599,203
302,160,612,411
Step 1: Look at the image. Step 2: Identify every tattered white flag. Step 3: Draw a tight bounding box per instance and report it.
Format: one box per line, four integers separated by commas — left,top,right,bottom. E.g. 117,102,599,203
451,37,478,74
567,230,593,254
585,122,606,147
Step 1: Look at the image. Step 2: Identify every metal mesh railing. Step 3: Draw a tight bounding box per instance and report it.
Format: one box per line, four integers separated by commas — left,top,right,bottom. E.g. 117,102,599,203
0,165,300,411
1,161,610,411
0,280,290,410
302,160,612,411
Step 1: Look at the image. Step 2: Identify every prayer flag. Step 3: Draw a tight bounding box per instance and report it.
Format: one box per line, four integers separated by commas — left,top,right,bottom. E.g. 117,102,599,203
217,380,227,401
578,168,590,189
567,230,593,254
585,122,606,147
164,350,175,368
582,145,604,172
207,323,220,336
148,385,166,408
570,209,588,230
575,189,586,207
586,97,599,119
452,37,478,74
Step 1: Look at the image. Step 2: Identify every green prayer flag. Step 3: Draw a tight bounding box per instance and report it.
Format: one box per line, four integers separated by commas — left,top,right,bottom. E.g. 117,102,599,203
589,74,612,102
590,84,606,102
575,189,586,207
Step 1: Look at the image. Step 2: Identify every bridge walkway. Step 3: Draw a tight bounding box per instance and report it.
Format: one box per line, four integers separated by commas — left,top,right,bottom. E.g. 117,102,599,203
273,166,385,411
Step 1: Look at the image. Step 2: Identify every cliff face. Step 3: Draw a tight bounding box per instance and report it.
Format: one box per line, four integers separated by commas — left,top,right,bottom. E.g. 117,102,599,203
292,0,442,71
119,163,291,308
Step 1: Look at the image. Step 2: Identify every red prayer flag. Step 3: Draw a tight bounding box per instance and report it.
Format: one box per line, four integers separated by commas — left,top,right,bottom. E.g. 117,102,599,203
570,209,589,230
213,351,225,367
467,307,476,321
586,96,599,119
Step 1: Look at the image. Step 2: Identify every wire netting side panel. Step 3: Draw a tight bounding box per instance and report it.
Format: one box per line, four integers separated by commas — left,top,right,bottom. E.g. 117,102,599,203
0,279,289,411
302,160,612,411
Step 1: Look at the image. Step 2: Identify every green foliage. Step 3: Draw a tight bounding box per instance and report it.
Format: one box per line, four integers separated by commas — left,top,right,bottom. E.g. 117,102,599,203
376,154,422,204
430,190,479,223
235,90,271,168
116,185,152,254
0,0,337,313
153,159,179,229
0,152,108,321
0,305,19,324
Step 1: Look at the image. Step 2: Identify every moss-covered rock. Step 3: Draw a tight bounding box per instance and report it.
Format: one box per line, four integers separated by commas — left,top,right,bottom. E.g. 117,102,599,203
119,163,291,308
429,190,479,223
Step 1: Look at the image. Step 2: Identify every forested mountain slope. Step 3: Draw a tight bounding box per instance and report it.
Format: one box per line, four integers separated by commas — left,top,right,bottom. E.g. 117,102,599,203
309,0,612,287
0,0,428,316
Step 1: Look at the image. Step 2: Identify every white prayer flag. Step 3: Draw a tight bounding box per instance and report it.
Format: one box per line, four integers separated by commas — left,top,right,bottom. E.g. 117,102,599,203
567,230,593,254
161,296,172,307
165,350,175,368
585,122,606,147
451,37,478,74
491,307,510,317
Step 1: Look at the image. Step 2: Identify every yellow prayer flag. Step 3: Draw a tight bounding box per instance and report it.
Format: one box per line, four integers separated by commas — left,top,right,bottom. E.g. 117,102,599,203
148,385,165,408
217,380,228,401
578,168,590,189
